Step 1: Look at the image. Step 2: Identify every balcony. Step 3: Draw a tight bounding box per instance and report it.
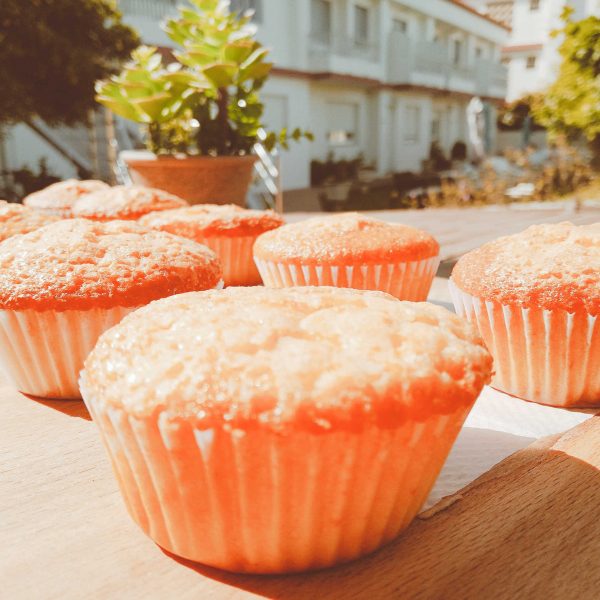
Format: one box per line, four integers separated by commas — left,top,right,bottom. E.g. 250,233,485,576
308,33,382,79
388,32,507,99
474,58,508,98
119,0,177,18
119,0,178,46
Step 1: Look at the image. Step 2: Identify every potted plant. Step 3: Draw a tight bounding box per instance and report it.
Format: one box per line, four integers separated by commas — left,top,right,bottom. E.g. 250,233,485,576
95,0,311,205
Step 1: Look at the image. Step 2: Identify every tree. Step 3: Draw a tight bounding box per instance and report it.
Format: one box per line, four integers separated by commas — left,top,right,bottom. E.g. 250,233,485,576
497,95,545,132
0,0,139,127
532,8,600,164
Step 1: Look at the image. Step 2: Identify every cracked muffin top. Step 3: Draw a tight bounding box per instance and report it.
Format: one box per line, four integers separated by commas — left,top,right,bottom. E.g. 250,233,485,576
140,204,284,238
0,200,59,242
23,179,110,217
81,286,492,432
452,222,600,315
71,185,188,221
253,213,439,265
0,219,222,311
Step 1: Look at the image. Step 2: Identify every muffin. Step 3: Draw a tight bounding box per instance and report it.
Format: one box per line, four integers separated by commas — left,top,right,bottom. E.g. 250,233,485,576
23,179,110,217
71,185,188,221
0,219,222,399
141,204,284,286
80,286,492,573
253,213,440,300
450,222,599,407
0,200,59,242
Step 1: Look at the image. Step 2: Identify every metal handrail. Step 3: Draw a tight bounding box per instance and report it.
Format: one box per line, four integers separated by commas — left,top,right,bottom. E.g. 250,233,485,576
252,137,283,213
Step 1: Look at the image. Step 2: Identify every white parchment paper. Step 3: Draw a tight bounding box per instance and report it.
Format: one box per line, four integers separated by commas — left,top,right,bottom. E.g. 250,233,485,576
423,386,595,510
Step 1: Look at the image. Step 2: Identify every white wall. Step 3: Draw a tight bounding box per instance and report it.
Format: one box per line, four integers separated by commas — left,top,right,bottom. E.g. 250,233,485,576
262,76,312,190
504,0,599,101
257,0,309,69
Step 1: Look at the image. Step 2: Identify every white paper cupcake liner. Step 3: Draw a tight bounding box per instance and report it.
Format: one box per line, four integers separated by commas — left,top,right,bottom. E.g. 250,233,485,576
449,279,600,407
0,306,137,399
82,391,469,574
254,255,440,301
195,235,261,287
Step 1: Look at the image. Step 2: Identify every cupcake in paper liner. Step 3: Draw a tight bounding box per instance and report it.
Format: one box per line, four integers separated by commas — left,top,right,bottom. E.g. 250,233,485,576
253,213,440,300
80,286,492,574
23,179,110,217
0,219,222,399
450,222,600,407
141,204,284,286
71,185,188,222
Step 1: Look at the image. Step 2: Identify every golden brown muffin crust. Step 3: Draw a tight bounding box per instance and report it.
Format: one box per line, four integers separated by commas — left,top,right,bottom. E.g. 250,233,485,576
0,219,222,310
253,213,439,265
141,204,284,238
71,185,188,221
0,200,59,242
81,287,492,432
452,222,600,314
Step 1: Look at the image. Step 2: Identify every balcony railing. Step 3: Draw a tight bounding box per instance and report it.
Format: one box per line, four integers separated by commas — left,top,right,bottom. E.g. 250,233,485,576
119,0,177,18
413,41,448,75
308,33,380,64
388,33,507,97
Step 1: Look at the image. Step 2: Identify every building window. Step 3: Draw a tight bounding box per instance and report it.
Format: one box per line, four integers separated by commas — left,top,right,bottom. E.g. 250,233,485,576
475,47,483,60
354,5,369,44
501,56,511,65
326,102,359,146
404,106,420,142
452,39,462,66
529,0,540,10
230,0,262,22
526,56,537,69
393,18,408,34
311,0,332,43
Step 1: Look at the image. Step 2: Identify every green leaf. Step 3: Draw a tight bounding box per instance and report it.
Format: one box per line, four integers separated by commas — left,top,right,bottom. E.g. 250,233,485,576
96,96,145,123
163,21,189,46
178,45,218,66
202,62,238,87
131,93,173,122
240,47,270,70
131,45,159,65
223,40,255,64
239,61,272,83
190,0,220,11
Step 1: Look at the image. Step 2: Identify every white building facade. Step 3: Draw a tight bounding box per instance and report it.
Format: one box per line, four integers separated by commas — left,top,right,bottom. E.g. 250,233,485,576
480,0,599,102
2,0,509,192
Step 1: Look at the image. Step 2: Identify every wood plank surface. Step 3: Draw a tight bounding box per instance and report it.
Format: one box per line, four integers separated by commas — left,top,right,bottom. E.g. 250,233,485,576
3,259,600,599
3,369,600,600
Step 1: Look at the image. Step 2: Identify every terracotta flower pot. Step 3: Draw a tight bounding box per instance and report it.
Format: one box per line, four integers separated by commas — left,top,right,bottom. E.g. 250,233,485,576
123,154,257,206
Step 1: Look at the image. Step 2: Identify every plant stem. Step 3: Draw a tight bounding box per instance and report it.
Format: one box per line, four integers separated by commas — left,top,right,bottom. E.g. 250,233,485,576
217,88,229,155
147,122,162,155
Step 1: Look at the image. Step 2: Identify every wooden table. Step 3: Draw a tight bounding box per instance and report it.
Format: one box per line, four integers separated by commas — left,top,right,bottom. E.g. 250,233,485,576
286,205,600,263
3,277,600,599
